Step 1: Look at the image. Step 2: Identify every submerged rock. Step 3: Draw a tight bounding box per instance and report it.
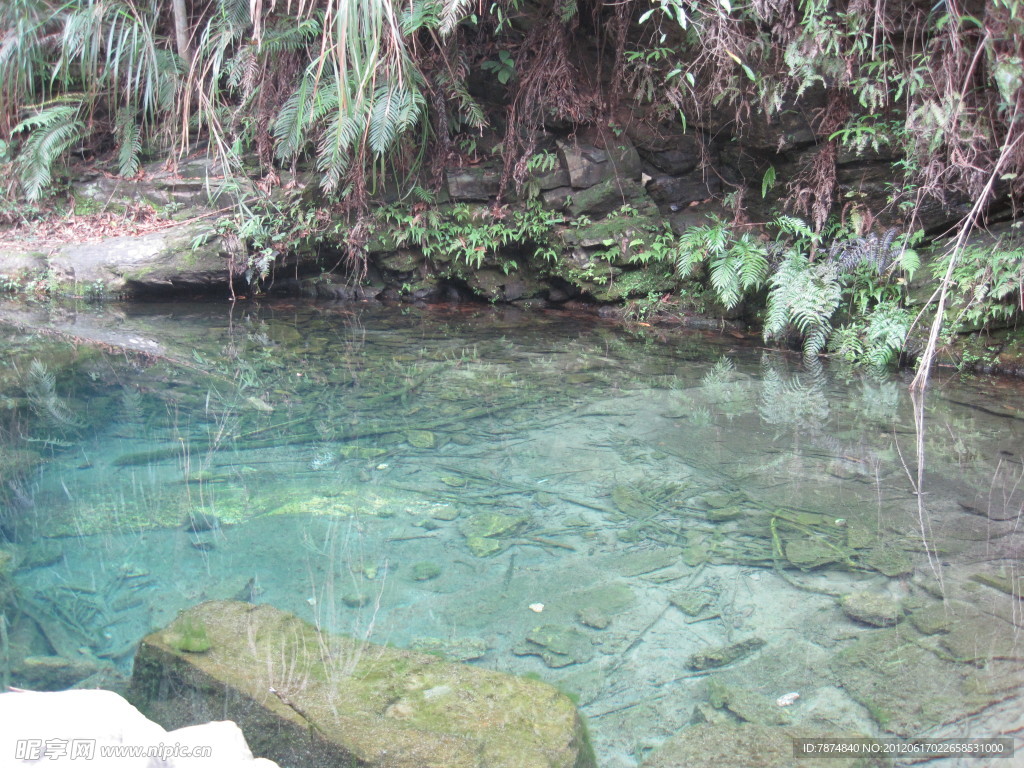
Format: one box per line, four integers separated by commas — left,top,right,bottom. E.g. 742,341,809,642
841,591,903,627
410,561,442,581
184,511,221,533
460,511,529,557
640,722,873,768
514,625,595,668
410,636,489,662
669,588,713,617
688,637,766,670
705,679,790,726
129,601,595,768
829,628,1022,737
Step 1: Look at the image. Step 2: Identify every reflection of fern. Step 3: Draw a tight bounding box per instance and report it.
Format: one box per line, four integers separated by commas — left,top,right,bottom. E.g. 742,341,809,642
757,354,830,428
764,254,842,356
25,360,82,432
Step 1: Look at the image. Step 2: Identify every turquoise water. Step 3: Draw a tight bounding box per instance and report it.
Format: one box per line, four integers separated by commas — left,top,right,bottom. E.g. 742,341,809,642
1,299,1022,766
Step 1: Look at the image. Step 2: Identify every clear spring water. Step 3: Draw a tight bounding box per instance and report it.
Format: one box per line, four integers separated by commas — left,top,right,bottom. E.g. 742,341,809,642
1,299,1022,766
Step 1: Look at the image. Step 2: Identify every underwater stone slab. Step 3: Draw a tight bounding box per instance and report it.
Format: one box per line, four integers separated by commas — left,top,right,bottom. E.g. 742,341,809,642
129,600,594,768
829,628,1022,737
688,637,766,670
841,591,903,627
640,722,874,768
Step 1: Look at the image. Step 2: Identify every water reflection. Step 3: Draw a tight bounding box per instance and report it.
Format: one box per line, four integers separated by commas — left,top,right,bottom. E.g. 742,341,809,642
0,299,1022,766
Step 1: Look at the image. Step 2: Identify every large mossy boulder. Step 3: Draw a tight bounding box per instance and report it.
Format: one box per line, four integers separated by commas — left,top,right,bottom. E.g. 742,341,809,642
128,600,595,768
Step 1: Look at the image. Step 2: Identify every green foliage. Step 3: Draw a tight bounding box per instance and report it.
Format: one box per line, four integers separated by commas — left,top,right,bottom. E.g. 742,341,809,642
481,50,516,85
673,219,769,310
764,252,842,357
828,302,912,368
377,199,561,273
12,102,85,201
933,239,1024,332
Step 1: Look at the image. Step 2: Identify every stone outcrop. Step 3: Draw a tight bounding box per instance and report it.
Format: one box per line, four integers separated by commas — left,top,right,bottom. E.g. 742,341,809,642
0,217,240,297
128,600,595,768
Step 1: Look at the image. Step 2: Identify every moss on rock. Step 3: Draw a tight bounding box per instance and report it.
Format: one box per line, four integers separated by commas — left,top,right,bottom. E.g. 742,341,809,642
129,600,595,768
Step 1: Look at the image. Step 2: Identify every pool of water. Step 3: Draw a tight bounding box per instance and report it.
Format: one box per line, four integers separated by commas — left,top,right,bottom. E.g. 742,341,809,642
1,299,1022,766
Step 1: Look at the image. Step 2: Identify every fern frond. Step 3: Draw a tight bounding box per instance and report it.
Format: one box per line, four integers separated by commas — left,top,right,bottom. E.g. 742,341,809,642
116,115,142,177
439,0,474,36
14,102,85,199
764,255,841,357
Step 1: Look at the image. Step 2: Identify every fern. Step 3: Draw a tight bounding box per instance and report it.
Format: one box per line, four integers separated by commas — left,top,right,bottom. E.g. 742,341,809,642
675,222,768,310
862,302,911,367
13,102,85,200
438,0,474,36
116,115,142,177
764,253,842,357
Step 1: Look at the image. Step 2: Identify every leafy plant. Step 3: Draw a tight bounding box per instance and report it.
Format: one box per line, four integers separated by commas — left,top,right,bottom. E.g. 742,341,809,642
764,252,842,357
932,238,1024,332
673,219,769,310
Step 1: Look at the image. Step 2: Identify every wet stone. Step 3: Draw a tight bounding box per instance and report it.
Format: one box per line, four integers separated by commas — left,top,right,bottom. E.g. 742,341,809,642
577,608,610,630
669,588,713,617
688,637,766,670
908,603,954,635
514,625,595,668
841,591,903,627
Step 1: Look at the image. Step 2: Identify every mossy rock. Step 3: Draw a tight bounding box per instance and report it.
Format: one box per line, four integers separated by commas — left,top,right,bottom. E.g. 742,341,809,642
576,608,610,630
162,614,212,654
409,637,489,662
604,547,682,577
129,601,595,768
514,625,595,668
785,538,843,569
460,512,529,540
406,430,437,449
572,583,635,616
828,628,1021,737
705,679,790,726
908,603,954,635
411,562,442,581
465,535,505,557
669,588,712,617
862,542,913,577
841,591,903,627
688,637,765,670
